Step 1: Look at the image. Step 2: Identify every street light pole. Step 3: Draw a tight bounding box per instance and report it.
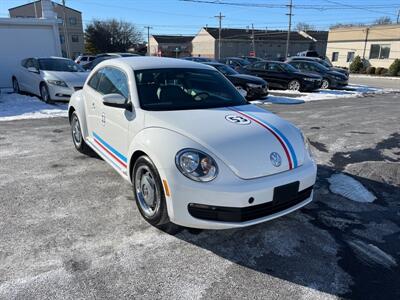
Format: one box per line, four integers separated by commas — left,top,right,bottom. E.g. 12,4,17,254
285,0,293,58
214,12,225,60
145,26,153,56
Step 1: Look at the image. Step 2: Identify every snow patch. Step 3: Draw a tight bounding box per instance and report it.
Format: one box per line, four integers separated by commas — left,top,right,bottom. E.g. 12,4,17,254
327,173,376,203
0,93,67,121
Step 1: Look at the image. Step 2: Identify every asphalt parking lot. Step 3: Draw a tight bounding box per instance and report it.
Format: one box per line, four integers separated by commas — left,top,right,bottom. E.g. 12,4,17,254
0,92,399,299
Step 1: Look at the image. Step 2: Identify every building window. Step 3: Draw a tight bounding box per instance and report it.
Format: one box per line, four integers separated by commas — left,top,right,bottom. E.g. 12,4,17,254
369,44,390,59
60,34,65,44
69,17,77,25
347,51,355,62
71,35,79,43
331,52,339,62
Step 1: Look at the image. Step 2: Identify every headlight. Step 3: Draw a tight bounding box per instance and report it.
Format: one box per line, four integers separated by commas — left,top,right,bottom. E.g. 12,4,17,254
175,149,218,182
303,77,314,82
47,79,68,87
247,83,263,88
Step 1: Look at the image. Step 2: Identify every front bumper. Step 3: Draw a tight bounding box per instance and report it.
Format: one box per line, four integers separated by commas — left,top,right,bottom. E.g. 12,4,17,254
302,79,321,91
246,86,269,100
330,79,348,88
48,84,83,101
165,159,317,229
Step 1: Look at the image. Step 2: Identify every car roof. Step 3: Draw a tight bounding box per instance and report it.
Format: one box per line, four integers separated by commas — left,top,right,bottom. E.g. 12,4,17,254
288,56,322,61
203,61,224,66
98,56,215,71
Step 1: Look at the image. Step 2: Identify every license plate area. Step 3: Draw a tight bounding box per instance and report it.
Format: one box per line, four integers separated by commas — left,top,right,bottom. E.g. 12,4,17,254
273,181,300,204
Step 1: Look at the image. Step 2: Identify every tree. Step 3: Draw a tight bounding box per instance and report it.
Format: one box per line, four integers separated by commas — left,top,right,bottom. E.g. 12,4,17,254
373,16,392,25
388,59,400,76
296,22,316,32
349,56,364,73
85,19,143,54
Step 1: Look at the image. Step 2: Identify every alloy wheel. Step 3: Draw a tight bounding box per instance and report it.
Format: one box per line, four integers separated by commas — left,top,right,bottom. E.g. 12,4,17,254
71,115,82,147
288,80,300,91
135,165,161,218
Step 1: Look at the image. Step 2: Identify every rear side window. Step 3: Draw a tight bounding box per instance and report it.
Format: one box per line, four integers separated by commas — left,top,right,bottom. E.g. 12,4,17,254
97,67,129,99
251,62,265,69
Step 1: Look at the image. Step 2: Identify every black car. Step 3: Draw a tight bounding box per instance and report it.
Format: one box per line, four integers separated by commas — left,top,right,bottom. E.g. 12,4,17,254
204,62,268,101
244,60,322,92
239,56,264,64
181,56,213,62
286,56,349,78
287,60,348,89
83,53,139,71
219,57,251,73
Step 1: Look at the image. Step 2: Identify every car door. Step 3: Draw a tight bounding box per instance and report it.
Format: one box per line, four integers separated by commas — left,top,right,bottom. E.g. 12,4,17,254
31,59,43,96
246,61,266,78
17,59,29,92
20,58,36,93
264,62,289,88
95,66,133,173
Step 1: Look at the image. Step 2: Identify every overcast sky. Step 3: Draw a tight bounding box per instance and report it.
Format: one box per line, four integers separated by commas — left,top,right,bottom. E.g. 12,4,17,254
1,0,399,36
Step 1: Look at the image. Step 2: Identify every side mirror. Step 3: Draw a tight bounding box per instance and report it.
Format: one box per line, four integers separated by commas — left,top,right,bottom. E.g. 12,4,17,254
102,93,132,111
27,67,39,73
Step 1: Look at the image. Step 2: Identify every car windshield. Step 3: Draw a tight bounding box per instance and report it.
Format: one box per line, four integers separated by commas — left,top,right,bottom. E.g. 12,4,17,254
319,60,332,68
134,68,247,111
279,63,298,73
214,64,237,75
312,62,329,71
38,58,84,72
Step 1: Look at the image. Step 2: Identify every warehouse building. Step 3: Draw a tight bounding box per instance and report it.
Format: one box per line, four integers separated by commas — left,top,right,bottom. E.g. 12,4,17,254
326,24,400,68
149,35,194,58
191,27,328,59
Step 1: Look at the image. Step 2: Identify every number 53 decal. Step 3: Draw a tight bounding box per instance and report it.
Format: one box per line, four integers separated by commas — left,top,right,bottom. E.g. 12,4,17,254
225,115,251,125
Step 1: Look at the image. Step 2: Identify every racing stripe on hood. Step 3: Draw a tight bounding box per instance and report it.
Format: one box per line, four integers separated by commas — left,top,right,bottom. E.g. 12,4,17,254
229,106,298,169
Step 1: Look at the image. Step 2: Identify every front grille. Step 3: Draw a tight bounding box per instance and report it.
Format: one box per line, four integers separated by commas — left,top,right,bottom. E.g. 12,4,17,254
188,185,313,222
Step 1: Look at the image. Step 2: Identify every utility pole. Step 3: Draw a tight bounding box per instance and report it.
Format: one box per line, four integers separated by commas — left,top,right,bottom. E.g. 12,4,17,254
251,23,255,56
362,27,369,59
285,0,293,58
144,26,153,56
214,12,225,60
397,9,400,24
62,0,71,58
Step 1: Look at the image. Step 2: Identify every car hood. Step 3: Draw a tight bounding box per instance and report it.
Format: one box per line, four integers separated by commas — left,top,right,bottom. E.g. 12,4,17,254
145,104,304,179
42,71,89,87
331,67,348,76
228,73,266,84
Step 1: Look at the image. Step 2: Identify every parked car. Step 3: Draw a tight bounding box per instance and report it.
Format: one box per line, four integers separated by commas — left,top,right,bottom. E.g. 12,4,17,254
244,60,322,92
219,57,251,72
287,60,348,89
203,61,268,100
75,55,95,66
239,56,264,64
68,57,316,229
181,56,213,62
286,56,349,78
83,53,139,71
296,50,319,57
12,57,89,103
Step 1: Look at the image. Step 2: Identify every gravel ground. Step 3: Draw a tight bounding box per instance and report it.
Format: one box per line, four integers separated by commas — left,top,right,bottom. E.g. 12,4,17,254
0,92,399,300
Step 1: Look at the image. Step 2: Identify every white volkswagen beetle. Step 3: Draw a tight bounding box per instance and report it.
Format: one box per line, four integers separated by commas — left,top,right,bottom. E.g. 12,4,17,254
68,57,316,230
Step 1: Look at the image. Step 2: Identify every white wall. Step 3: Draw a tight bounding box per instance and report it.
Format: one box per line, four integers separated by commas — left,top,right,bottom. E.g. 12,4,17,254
0,18,61,88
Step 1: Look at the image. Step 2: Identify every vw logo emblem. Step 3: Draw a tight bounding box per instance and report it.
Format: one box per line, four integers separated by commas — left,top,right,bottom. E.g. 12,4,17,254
225,115,251,125
270,152,282,167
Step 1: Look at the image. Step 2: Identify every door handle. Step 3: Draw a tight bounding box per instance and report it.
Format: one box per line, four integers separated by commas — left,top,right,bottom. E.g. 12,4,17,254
92,102,95,109
101,113,105,125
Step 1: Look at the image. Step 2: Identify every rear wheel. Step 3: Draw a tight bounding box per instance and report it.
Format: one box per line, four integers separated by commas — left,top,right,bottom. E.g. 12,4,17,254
40,83,52,103
70,111,90,155
12,78,20,93
288,79,301,91
133,156,170,227
321,79,330,89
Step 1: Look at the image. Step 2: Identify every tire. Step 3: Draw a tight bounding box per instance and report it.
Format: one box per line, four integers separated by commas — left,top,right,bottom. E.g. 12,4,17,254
12,77,20,94
133,156,170,227
321,79,330,89
288,79,301,91
70,111,91,155
40,83,53,104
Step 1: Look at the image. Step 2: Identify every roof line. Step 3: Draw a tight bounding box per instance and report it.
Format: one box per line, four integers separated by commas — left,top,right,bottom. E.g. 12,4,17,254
8,0,82,14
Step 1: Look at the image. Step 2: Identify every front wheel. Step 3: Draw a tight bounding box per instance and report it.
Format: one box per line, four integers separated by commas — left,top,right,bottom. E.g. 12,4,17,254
288,79,301,91
70,111,91,155
12,78,20,93
40,83,52,104
133,156,170,227
321,79,330,89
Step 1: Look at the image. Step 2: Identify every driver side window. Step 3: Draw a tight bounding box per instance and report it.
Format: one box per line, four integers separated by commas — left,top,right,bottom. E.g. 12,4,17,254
97,67,129,99
251,62,265,70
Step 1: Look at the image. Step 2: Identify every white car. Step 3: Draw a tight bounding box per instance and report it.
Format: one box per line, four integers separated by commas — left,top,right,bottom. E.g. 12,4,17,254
75,55,95,66
68,57,317,230
12,57,89,103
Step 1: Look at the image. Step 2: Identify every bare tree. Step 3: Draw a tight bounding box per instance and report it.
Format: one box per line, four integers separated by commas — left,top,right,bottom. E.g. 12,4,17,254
85,19,143,54
373,16,392,25
296,22,316,32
